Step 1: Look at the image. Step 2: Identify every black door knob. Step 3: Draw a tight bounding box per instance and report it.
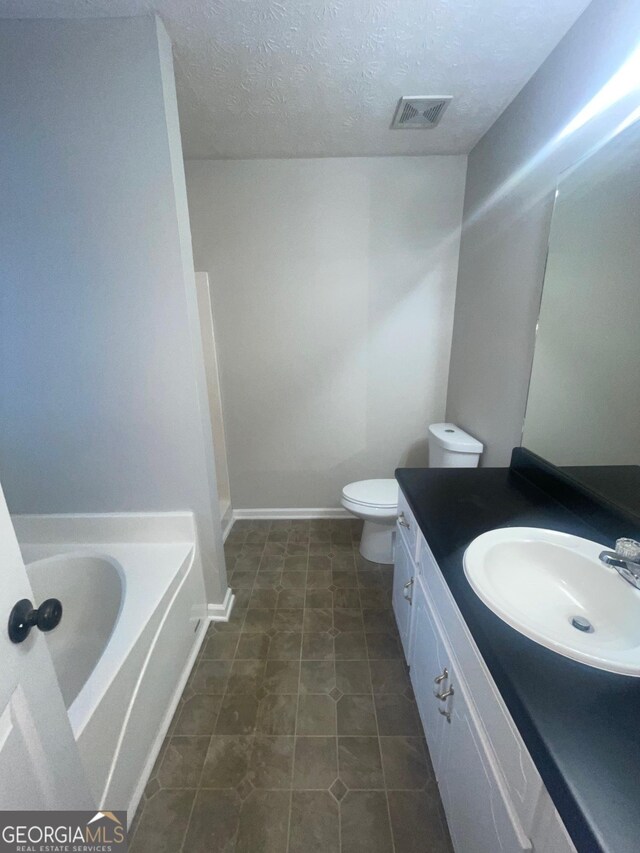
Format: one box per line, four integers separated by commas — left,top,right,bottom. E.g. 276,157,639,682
8,598,63,644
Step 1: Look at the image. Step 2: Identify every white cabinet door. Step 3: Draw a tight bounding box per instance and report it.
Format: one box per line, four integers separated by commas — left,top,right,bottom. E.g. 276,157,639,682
392,529,414,661
412,577,531,852
409,578,449,779
438,661,532,853
0,483,92,810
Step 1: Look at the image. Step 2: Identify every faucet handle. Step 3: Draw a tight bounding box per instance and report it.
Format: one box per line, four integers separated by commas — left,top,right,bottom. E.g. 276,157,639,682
615,538,640,562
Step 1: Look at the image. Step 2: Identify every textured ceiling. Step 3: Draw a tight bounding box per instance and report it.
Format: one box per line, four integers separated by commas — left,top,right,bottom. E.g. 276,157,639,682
0,0,591,159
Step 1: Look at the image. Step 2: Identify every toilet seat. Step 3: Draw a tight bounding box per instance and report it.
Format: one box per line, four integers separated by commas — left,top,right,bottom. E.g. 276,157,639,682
341,479,398,509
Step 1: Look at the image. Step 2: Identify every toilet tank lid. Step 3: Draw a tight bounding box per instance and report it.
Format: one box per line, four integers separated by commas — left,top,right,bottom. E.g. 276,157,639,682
428,423,483,454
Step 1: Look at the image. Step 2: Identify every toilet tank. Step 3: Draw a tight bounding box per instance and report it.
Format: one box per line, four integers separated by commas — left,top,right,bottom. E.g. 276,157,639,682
428,423,483,468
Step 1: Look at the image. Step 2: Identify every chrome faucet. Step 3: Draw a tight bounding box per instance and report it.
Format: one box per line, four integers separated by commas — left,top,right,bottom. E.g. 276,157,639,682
599,538,640,590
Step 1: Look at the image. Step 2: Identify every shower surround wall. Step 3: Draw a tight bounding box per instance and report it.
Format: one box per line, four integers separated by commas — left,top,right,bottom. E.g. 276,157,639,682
0,16,227,604
186,157,467,510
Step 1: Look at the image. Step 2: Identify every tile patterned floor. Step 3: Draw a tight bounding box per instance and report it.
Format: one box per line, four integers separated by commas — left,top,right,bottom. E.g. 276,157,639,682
130,519,453,853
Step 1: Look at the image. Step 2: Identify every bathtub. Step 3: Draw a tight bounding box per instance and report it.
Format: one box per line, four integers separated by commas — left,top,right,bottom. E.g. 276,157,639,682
27,554,125,711
15,513,208,821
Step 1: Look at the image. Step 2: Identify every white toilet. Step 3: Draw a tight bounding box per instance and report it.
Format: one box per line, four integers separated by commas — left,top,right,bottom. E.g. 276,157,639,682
341,423,483,564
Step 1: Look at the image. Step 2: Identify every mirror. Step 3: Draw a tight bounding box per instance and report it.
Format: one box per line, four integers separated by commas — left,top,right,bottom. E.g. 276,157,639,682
522,117,640,508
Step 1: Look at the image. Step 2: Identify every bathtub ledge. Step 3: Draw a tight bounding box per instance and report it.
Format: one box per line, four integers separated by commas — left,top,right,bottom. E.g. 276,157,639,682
11,511,197,545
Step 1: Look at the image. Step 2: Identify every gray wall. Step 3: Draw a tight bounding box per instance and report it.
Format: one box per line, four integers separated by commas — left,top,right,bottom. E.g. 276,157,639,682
186,157,467,509
0,16,227,602
445,0,640,466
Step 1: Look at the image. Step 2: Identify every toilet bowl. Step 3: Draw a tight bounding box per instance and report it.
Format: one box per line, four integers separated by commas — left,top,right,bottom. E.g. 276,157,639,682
341,479,398,564
342,423,483,565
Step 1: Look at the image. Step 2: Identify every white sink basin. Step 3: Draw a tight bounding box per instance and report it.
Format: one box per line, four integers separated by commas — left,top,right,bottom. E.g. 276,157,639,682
463,527,640,676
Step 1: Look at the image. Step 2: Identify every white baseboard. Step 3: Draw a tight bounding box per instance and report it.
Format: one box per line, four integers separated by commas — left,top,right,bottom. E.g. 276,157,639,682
207,587,235,622
221,510,234,543
232,507,351,521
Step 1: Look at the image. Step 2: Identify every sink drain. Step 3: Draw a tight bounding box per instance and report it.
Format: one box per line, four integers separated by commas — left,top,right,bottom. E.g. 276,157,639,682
571,615,594,633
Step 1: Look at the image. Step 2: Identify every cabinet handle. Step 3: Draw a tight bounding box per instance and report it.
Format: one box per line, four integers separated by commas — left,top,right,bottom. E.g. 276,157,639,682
434,668,448,685
398,512,410,529
403,578,414,604
436,686,454,701
438,707,452,723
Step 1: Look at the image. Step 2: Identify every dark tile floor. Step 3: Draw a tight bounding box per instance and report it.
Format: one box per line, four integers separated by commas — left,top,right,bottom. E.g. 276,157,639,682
130,519,453,853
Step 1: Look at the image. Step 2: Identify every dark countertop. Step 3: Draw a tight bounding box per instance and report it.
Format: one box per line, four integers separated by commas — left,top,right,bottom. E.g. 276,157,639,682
395,463,640,853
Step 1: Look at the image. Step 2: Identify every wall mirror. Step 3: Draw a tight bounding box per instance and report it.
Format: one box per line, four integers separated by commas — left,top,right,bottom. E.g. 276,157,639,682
522,116,640,512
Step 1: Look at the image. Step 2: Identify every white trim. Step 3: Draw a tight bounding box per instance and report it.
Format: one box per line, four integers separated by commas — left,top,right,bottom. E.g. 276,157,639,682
128,614,207,824
232,507,351,521
207,587,235,622
221,508,234,543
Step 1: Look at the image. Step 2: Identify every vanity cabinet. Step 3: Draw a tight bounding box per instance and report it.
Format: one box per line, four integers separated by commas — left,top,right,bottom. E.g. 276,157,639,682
394,498,577,853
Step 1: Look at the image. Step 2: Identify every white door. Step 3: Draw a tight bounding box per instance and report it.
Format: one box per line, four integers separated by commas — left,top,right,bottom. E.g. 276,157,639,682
392,530,414,660
0,484,93,809
438,659,532,853
409,578,450,779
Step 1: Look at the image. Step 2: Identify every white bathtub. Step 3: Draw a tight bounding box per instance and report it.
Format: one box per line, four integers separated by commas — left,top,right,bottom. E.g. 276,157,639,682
27,554,125,711
16,513,209,821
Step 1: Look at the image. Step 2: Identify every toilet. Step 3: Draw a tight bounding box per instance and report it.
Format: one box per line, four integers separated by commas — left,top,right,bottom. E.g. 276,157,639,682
341,423,483,564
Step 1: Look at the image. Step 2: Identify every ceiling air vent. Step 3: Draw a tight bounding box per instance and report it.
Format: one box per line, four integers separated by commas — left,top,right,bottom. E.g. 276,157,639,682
391,96,452,129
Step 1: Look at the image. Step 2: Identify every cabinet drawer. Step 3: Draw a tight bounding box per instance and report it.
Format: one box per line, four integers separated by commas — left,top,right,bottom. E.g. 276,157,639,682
397,487,419,562
418,536,543,835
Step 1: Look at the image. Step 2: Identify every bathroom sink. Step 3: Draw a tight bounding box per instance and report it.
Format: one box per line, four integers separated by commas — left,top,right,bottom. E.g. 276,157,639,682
463,527,640,676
